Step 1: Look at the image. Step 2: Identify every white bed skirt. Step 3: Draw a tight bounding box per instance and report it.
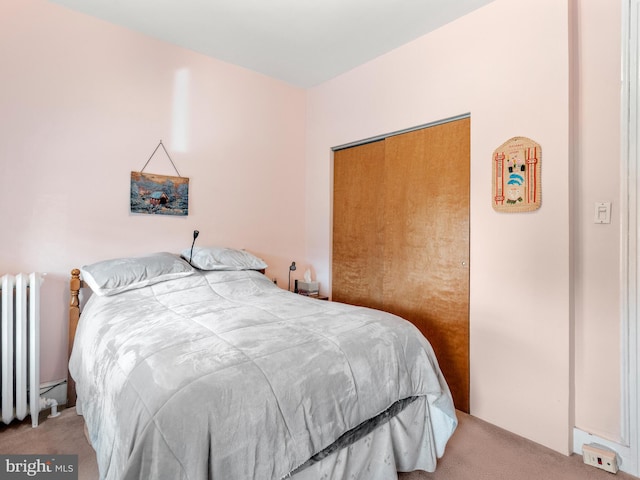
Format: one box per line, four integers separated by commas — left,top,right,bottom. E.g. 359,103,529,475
290,396,455,480
77,394,454,480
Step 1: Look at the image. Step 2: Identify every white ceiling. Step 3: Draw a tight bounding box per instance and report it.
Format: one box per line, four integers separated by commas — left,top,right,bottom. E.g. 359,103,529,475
49,0,495,88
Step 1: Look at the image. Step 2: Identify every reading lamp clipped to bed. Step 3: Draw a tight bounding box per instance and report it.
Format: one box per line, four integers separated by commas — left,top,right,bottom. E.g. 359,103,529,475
288,261,296,291
188,230,199,265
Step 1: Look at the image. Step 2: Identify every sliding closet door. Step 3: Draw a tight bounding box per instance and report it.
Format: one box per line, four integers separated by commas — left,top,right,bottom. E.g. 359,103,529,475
383,119,470,413
332,117,470,412
332,140,386,310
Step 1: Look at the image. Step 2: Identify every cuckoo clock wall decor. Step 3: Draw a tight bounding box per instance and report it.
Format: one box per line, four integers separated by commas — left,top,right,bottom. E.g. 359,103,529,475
492,136,541,212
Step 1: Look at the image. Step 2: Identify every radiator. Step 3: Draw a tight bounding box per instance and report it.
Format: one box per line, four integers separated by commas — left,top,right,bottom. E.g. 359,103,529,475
1,273,58,427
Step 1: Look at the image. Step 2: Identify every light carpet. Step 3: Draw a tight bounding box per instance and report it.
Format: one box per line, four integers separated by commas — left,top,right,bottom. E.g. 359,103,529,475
0,407,637,480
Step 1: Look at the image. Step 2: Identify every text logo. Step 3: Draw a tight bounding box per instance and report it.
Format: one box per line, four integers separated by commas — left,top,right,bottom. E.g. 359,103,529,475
0,455,77,479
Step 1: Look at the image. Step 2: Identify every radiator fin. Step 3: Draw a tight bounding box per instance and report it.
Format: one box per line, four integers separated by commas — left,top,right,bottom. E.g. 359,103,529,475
0,272,50,427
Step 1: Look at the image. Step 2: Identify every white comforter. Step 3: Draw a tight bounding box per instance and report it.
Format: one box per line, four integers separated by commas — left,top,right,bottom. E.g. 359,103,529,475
69,270,456,480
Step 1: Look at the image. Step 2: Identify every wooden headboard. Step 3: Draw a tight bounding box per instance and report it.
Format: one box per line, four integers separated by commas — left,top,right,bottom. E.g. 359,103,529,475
67,268,84,407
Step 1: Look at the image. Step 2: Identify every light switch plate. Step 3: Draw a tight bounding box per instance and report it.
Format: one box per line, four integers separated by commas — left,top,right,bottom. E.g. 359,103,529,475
594,202,611,224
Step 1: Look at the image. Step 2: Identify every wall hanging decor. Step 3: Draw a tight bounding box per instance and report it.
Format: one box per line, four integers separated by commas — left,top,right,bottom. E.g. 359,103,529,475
130,140,189,216
492,136,541,212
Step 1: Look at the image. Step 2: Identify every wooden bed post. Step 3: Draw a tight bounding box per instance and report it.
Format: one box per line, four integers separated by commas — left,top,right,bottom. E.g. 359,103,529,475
67,268,82,407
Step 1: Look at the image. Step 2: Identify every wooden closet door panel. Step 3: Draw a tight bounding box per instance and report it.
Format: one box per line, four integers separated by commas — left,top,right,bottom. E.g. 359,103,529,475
383,118,470,412
332,141,386,309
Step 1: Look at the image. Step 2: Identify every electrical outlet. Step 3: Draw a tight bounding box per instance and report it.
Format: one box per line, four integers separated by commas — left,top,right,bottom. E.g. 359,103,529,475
582,444,618,474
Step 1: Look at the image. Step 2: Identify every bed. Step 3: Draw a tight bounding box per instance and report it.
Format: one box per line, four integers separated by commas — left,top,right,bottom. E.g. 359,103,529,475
67,248,457,480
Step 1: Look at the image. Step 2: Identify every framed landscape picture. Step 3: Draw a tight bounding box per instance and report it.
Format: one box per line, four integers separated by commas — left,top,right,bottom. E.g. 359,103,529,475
130,171,189,216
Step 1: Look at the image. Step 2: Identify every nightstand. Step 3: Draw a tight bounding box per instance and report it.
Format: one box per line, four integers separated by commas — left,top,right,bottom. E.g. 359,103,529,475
300,293,329,301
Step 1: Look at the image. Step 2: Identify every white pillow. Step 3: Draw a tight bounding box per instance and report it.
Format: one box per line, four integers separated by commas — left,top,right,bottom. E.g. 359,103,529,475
182,246,267,271
81,252,195,296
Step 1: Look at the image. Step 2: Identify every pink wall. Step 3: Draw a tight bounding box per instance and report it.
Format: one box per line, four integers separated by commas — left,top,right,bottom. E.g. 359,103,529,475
1,0,623,461
573,0,622,442
306,0,581,455
0,0,307,385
